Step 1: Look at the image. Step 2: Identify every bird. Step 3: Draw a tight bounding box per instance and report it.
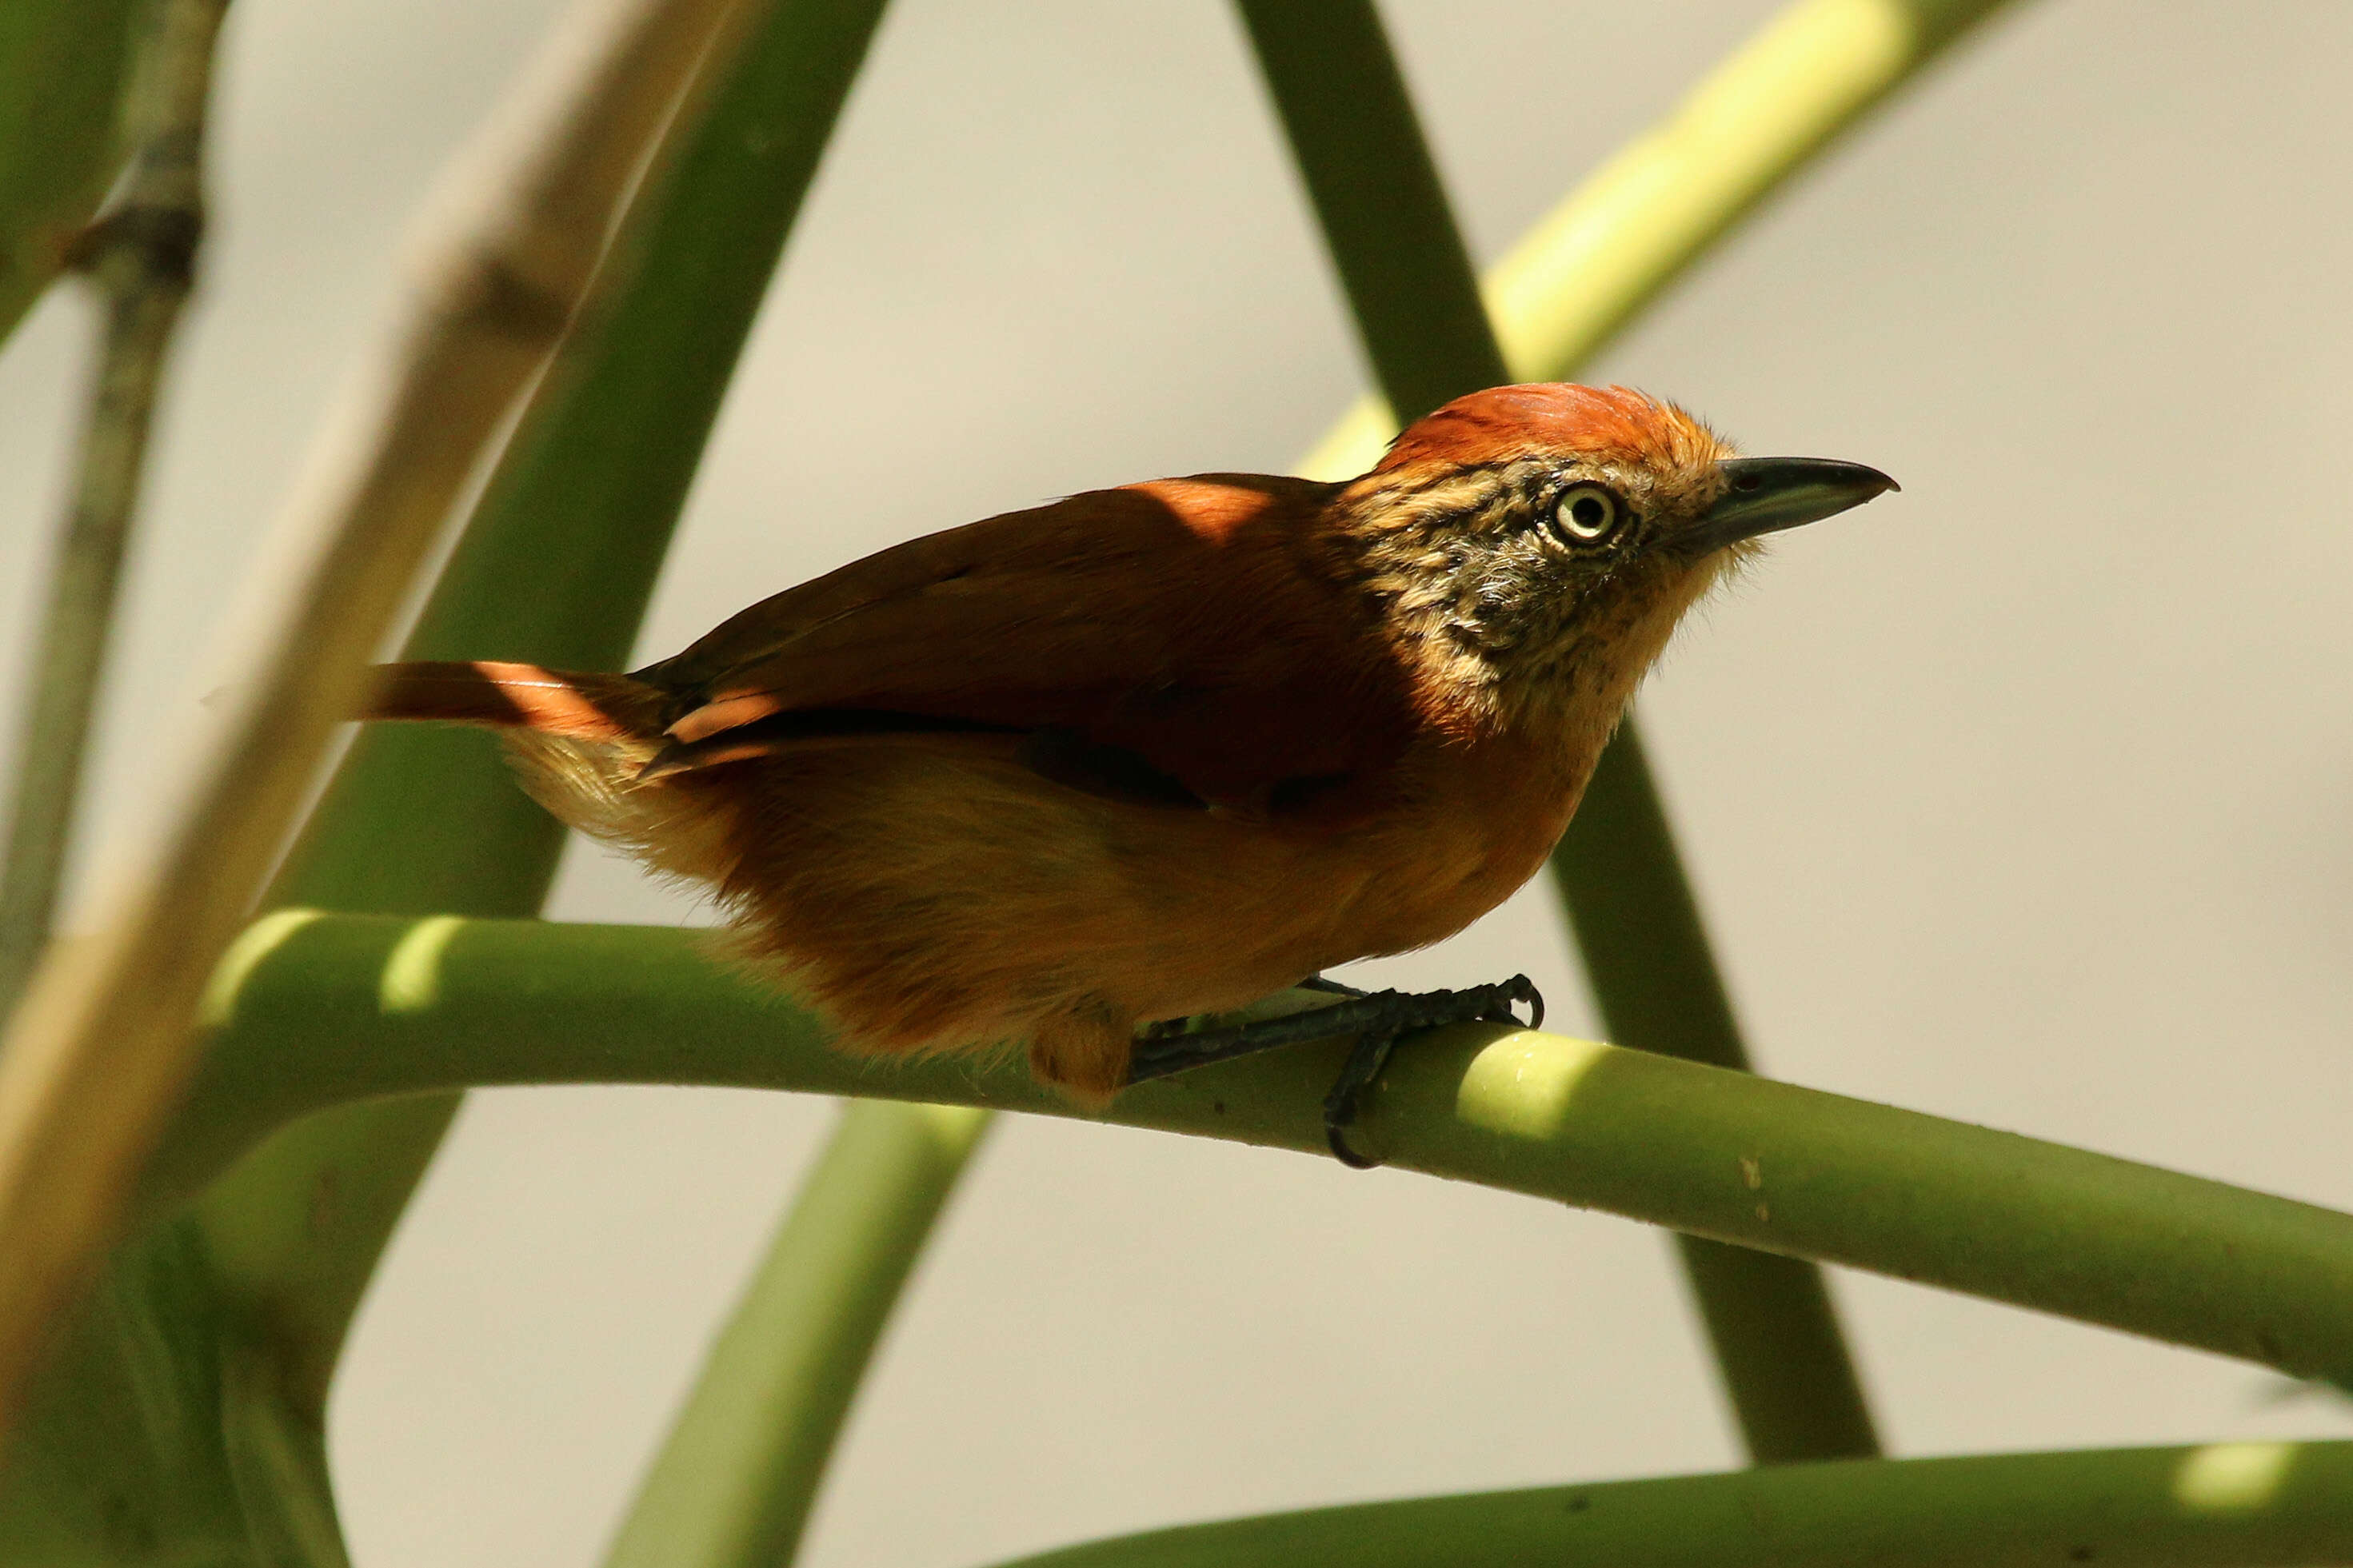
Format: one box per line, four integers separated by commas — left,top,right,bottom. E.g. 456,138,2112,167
363,383,1893,1157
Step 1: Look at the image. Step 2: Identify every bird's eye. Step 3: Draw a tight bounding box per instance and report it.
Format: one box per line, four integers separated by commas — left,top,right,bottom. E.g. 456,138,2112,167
1548,483,1627,545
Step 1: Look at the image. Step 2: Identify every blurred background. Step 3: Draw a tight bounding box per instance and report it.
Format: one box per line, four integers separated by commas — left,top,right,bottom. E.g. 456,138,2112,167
3,1,2352,1564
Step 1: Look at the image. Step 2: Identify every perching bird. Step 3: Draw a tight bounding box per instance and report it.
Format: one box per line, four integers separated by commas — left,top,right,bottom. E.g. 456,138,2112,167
365,384,1892,1157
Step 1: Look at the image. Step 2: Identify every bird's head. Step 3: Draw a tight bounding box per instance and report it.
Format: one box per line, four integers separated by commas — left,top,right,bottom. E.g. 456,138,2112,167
1333,382,1895,740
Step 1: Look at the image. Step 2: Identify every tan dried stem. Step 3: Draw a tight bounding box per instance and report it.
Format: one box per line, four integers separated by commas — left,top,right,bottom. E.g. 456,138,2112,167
0,0,765,1442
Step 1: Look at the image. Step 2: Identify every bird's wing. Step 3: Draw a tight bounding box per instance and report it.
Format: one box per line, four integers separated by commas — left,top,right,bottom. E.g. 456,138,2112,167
637,477,1418,811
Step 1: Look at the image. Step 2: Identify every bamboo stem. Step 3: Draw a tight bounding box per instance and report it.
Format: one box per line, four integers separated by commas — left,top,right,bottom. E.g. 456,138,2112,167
195,0,897,1420
601,1101,991,1568
1292,0,2020,483
0,0,766,1441
1232,0,1507,413
1552,725,1881,1458
167,914,2353,1390
984,1438,2353,1568
1241,0,2033,1463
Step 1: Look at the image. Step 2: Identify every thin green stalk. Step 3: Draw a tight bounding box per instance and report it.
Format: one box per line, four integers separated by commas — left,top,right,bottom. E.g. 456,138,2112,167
985,1439,2353,1568
601,1101,990,1568
0,0,143,349
0,0,229,1023
1500,0,2030,1450
1292,0,2021,482
1556,729,1879,1458
190,0,894,1416
1240,0,1984,1462
1232,0,1507,418
171,913,2353,1388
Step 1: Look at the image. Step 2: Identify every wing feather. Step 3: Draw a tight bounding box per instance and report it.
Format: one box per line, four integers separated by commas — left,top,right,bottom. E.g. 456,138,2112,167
637,477,1416,810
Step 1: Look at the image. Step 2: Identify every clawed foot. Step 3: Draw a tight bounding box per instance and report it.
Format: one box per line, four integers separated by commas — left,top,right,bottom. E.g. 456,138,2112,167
1125,975,1544,1168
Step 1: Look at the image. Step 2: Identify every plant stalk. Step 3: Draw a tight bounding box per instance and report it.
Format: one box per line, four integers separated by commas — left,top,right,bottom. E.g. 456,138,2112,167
985,1438,2353,1568
601,1100,990,1568
195,0,896,1422
169,913,2353,1390
0,0,227,1023
0,0,765,1444
1238,0,2021,1462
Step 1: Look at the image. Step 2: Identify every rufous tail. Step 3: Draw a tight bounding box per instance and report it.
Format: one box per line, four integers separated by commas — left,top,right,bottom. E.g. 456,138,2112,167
362,660,665,741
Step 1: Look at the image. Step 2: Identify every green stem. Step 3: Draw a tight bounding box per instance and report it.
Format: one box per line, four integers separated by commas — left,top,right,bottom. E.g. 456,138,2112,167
1294,0,2023,481
0,0,228,1020
1231,0,1506,415
601,1100,990,1568
1502,0,2038,1450
1237,0,1918,1462
191,0,894,1415
170,914,2353,1388
1554,727,1880,1458
984,1439,2353,1568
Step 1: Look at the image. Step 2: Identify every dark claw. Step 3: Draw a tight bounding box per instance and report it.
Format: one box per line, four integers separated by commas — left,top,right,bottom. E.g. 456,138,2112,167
1321,1026,1400,1168
1484,974,1542,1032
1318,976,1542,1167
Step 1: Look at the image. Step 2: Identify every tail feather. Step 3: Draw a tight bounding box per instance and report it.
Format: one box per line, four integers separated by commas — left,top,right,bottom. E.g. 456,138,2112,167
363,660,663,741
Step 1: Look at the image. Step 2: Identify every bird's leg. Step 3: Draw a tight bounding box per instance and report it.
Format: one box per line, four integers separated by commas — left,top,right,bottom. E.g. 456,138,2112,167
1129,980,1362,1040
1295,974,1369,998
1125,975,1543,1167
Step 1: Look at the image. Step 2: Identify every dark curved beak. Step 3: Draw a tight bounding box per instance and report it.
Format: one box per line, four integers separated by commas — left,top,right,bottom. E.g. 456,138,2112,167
1680,457,1899,554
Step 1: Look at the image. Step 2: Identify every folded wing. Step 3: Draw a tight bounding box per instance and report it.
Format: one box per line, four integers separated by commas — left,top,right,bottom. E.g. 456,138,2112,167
636,477,1418,815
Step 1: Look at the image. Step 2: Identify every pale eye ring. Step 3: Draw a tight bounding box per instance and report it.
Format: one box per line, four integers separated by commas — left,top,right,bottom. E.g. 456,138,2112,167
1548,482,1627,545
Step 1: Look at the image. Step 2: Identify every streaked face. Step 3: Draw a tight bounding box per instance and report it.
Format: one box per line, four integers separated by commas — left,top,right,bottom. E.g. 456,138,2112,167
1340,384,1892,732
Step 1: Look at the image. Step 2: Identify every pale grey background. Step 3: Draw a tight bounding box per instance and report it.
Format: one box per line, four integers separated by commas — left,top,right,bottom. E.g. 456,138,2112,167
2,2,2351,1565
